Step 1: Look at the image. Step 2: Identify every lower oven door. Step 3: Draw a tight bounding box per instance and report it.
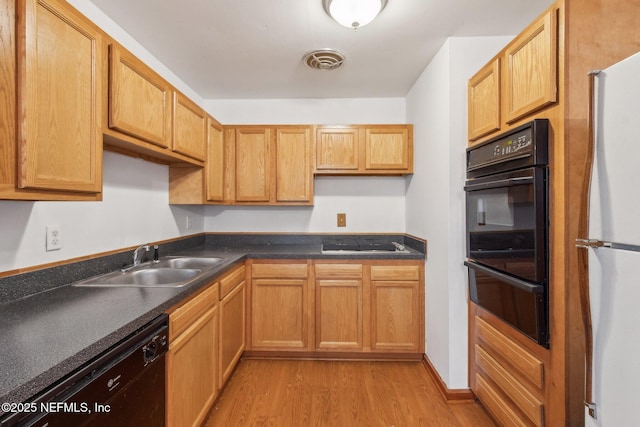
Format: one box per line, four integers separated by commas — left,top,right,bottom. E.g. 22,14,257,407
465,260,547,347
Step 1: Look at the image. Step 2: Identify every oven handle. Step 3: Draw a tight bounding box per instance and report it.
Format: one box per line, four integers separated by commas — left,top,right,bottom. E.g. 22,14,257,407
464,260,544,294
464,176,533,191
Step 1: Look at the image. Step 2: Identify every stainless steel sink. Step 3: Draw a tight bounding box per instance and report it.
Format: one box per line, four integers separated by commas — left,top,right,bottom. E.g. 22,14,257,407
72,256,225,288
154,257,224,269
74,268,202,288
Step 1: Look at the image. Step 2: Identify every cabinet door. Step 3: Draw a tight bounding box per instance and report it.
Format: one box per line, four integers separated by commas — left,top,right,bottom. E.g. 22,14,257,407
220,280,246,385
173,92,207,161
371,280,420,352
316,279,363,349
108,43,171,148
235,128,271,202
251,278,308,349
504,9,558,123
206,118,225,202
468,58,501,142
315,127,359,171
167,305,218,427
276,127,313,203
17,0,102,193
364,127,412,172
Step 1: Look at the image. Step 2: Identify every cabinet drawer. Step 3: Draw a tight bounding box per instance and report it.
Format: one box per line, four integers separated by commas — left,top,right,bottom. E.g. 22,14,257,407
252,263,308,279
220,265,246,298
475,374,531,427
476,345,543,426
476,316,544,389
370,265,420,281
315,263,363,279
168,283,219,338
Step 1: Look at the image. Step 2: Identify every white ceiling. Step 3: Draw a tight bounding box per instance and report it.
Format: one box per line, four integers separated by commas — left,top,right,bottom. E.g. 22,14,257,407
89,0,554,100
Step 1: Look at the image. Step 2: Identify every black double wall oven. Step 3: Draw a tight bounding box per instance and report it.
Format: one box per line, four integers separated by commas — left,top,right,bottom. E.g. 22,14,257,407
464,119,549,347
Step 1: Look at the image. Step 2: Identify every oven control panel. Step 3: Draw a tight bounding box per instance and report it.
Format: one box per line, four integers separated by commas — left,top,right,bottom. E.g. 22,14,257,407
466,119,549,177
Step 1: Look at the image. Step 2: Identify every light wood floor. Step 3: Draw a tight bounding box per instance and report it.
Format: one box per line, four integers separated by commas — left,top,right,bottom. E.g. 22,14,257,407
204,359,496,427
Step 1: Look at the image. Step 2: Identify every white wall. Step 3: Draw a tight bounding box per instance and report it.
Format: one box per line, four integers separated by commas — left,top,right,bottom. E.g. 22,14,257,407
405,36,513,389
0,152,204,272
204,98,408,233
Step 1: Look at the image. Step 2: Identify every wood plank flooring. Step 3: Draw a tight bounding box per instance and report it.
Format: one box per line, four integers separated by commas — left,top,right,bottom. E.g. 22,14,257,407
203,359,496,427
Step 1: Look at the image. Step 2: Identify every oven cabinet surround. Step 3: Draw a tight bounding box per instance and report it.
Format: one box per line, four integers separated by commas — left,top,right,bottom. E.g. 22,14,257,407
165,264,245,427
245,259,424,357
166,283,220,427
471,308,547,427
315,125,414,175
466,1,640,425
467,9,557,144
0,0,103,200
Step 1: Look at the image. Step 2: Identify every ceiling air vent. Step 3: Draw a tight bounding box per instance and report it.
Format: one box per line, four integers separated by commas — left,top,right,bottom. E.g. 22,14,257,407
303,49,345,70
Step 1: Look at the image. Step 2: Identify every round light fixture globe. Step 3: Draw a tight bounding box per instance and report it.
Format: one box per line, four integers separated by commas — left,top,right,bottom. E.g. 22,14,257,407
323,0,388,29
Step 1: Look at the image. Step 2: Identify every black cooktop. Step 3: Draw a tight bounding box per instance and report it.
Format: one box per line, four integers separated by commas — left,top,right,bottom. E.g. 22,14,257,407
322,238,397,252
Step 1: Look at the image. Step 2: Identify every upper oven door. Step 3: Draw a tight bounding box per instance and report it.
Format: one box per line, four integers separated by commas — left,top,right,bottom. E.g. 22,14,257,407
465,166,547,283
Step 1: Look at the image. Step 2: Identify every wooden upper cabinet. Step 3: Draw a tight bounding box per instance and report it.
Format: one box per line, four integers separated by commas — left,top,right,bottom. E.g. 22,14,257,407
364,127,412,172
16,0,102,193
173,92,207,161
108,43,171,148
235,128,271,202
315,125,413,175
206,118,225,202
468,58,501,141
504,9,558,124
276,127,313,203
316,127,359,171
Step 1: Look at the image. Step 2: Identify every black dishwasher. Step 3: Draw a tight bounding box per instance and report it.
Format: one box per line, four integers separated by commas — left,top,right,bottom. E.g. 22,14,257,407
1,315,168,427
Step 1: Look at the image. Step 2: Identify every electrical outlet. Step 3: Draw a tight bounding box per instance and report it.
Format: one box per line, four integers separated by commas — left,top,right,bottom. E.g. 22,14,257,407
186,216,192,230
46,225,62,251
337,213,346,227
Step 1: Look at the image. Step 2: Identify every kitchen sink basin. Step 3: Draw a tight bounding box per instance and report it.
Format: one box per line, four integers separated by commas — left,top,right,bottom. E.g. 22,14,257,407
74,268,202,288
72,256,226,288
154,257,224,269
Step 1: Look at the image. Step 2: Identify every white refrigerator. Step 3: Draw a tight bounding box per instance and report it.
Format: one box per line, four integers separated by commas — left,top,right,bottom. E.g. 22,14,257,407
583,51,640,426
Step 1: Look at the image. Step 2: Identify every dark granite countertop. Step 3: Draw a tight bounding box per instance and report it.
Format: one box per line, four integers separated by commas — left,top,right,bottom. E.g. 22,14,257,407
0,233,425,411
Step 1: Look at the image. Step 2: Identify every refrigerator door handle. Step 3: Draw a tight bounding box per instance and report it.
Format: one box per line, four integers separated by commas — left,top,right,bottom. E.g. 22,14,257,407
576,238,607,249
576,238,640,253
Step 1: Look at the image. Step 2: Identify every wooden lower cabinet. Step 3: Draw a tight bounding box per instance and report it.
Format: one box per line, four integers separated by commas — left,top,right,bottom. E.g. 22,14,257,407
371,280,421,352
315,263,364,350
247,259,424,356
249,261,311,350
166,284,219,427
219,265,247,385
166,265,246,427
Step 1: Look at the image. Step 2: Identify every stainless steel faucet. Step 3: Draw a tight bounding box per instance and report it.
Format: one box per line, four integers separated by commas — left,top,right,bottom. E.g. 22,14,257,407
132,244,151,266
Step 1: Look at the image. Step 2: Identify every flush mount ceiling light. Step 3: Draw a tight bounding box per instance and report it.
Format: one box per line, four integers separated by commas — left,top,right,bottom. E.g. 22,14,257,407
323,0,388,29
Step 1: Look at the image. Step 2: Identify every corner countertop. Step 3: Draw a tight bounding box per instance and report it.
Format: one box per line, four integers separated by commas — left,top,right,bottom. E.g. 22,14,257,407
0,233,425,411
